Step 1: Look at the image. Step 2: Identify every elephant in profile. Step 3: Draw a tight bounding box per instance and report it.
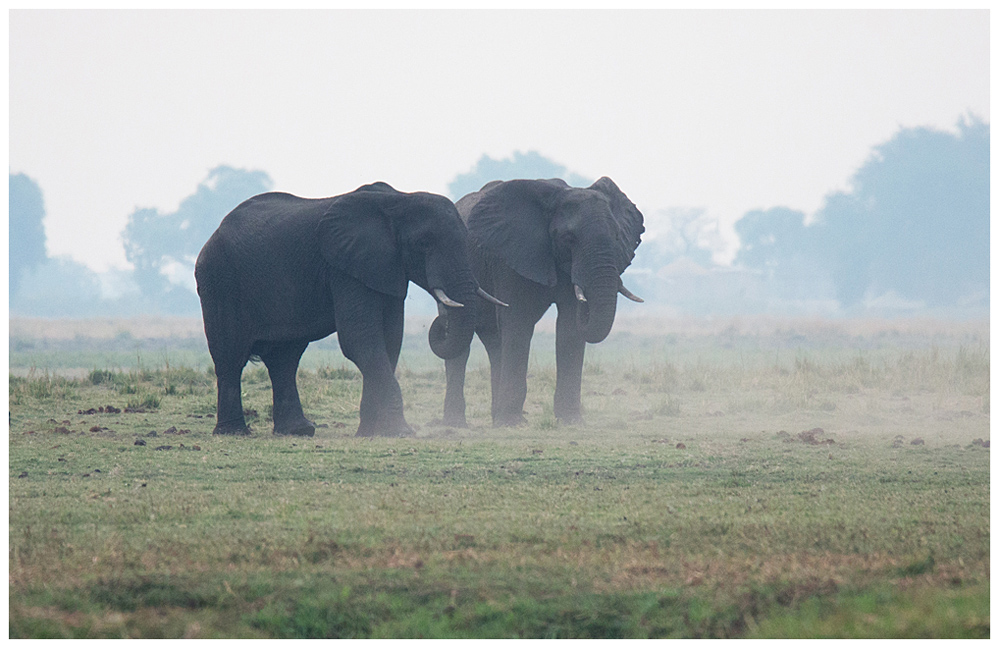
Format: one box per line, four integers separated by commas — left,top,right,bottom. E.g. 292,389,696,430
436,177,645,427
195,181,503,438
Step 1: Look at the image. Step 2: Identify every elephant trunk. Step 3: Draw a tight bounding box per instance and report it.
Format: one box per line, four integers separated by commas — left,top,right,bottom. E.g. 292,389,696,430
427,269,477,360
573,256,620,344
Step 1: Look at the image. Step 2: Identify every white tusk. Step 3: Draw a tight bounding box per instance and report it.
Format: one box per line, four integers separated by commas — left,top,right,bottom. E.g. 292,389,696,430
574,285,587,302
618,284,644,303
477,287,509,308
434,288,464,308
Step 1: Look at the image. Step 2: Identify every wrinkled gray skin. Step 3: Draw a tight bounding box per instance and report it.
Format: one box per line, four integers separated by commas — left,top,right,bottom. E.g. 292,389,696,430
436,177,645,427
196,182,481,438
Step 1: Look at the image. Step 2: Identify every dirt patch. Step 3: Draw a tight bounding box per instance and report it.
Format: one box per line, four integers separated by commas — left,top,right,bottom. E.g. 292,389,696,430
78,406,122,415
780,428,836,445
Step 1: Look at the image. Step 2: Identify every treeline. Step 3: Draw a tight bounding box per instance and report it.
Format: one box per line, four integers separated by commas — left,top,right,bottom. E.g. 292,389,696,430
9,117,989,319
10,166,272,317
621,116,989,317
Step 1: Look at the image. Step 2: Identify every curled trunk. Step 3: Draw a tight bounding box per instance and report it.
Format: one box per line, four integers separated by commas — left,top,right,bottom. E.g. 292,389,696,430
428,280,477,359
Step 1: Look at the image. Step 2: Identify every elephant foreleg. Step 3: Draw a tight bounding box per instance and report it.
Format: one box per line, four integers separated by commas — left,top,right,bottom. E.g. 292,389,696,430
494,319,536,427
335,290,413,438
554,303,586,424
384,299,405,372
358,356,410,437
341,337,412,437
478,326,503,423
259,341,314,436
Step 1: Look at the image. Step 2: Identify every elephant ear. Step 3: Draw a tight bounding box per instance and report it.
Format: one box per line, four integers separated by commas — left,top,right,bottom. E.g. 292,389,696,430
316,191,407,297
588,177,645,273
465,179,569,287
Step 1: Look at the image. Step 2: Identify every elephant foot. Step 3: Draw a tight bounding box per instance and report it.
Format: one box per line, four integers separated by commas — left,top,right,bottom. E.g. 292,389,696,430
213,422,252,436
383,424,415,438
440,413,468,428
355,420,415,438
555,412,583,425
273,418,316,437
493,412,527,427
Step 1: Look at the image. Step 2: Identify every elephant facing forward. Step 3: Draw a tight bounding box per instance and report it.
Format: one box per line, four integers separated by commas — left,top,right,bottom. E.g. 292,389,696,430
437,177,645,427
195,182,501,437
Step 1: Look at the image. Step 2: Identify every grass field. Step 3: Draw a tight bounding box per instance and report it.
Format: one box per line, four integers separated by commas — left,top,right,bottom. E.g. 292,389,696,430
8,316,990,638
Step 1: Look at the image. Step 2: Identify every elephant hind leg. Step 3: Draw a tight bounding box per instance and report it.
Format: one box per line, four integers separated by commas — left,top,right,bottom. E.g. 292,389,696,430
210,350,252,435
258,340,314,437
201,291,253,435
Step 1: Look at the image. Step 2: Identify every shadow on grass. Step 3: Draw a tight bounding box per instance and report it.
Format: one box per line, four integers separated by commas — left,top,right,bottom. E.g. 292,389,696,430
9,573,989,639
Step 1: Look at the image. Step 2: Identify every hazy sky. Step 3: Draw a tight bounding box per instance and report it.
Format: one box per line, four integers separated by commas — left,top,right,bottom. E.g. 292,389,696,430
9,9,989,272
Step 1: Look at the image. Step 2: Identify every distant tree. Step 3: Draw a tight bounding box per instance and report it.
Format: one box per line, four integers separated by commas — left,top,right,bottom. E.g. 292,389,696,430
11,257,105,317
734,116,989,310
734,207,812,271
816,116,989,307
732,207,834,303
448,151,591,200
9,173,48,298
122,165,272,312
648,207,722,269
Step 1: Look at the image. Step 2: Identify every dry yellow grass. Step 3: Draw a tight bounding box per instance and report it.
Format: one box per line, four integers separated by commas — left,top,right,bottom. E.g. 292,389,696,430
10,314,988,341
9,316,206,340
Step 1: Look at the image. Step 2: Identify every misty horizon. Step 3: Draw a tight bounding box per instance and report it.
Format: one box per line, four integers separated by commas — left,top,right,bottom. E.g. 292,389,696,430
9,116,989,320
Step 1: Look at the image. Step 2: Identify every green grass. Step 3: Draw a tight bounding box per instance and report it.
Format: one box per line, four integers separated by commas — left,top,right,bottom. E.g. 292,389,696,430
8,319,990,638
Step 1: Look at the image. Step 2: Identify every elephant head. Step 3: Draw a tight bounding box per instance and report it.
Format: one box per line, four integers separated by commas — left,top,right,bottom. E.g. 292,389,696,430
316,182,495,359
464,177,644,343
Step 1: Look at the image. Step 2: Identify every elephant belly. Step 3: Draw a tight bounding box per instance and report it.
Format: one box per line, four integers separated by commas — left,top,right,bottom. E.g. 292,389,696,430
237,285,337,349
250,315,337,350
